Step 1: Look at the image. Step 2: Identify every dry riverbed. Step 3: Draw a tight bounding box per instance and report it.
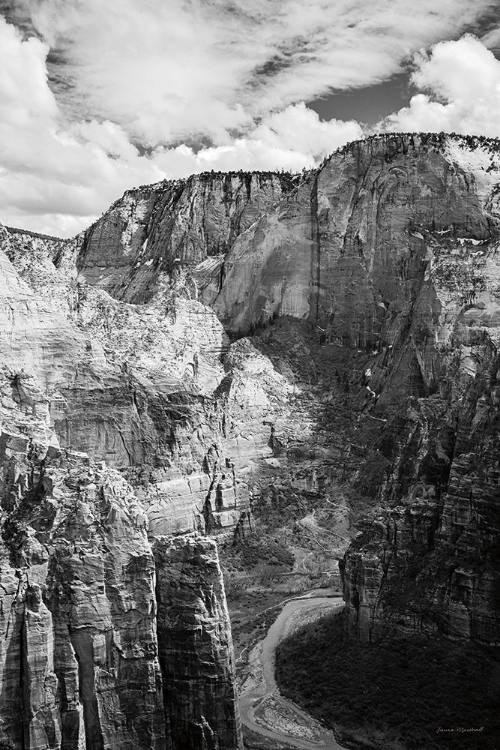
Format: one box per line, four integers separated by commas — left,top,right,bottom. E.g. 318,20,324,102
238,594,347,750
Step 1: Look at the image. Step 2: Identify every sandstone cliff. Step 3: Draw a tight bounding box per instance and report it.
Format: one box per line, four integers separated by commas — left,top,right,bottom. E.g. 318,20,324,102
77,171,300,303
0,411,241,748
72,133,500,647
0,225,243,749
0,439,241,750
2,132,500,748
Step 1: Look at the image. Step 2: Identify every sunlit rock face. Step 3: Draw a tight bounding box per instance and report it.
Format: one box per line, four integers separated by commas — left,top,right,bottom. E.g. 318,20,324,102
1,224,252,539
2,131,500,749
77,134,500,352
0,437,240,750
78,134,500,649
77,131,500,648
0,226,244,749
210,134,499,339
77,172,299,303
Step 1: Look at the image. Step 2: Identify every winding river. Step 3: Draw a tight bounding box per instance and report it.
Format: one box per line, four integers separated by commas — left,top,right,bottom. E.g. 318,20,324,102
238,596,348,749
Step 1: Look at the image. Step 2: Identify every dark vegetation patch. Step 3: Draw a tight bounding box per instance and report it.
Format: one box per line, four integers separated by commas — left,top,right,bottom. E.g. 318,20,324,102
229,593,287,658
242,724,296,749
221,532,294,572
276,613,500,749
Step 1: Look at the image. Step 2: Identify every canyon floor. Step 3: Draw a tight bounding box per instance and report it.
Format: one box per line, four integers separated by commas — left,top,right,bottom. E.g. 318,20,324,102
276,607,500,750
220,480,354,750
239,595,345,750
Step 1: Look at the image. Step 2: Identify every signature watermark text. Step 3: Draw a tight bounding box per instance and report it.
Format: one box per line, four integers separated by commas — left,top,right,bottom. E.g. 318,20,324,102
437,727,484,734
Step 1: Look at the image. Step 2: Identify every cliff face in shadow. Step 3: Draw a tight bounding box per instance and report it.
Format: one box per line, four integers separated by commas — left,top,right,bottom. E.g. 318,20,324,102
2,132,500,748
75,133,500,644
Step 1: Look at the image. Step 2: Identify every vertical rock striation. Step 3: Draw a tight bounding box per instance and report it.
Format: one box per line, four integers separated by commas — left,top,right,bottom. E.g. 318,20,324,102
77,172,299,303
210,133,499,337
0,225,243,749
155,535,242,750
342,337,500,645
3,132,500,745
0,437,242,749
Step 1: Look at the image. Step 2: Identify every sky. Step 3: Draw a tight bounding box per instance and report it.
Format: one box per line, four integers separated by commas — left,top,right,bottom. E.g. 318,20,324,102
1,1,500,237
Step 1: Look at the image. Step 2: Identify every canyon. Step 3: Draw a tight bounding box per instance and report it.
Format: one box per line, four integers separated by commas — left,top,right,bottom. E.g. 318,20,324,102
1,131,500,749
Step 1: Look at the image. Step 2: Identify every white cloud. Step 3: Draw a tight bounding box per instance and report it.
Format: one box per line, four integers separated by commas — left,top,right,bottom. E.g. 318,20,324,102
0,16,57,126
0,101,361,235
251,103,362,157
412,34,500,103
0,13,364,236
28,0,498,145
380,35,500,137
152,105,362,176
0,16,165,234
2,1,500,236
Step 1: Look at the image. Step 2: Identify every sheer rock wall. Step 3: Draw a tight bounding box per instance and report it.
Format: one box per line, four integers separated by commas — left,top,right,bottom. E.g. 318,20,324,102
0,226,244,749
77,172,299,303
2,132,500,750
154,535,241,750
76,137,500,649
0,435,241,750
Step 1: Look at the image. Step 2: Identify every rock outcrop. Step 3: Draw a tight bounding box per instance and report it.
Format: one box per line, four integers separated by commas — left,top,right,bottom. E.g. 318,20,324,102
210,133,499,337
0,410,241,749
341,306,500,645
154,535,241,750
3,131,500,747
0,225,244,749
77,172,300,303
76,132,500,649
2,224,249,537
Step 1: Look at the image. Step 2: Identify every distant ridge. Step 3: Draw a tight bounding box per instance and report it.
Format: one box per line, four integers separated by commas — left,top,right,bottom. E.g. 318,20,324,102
5,132,500,242
4,225,66,242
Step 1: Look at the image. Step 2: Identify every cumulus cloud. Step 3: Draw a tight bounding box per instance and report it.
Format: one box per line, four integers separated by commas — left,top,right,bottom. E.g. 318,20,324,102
0,16,164,233
0,15,361,235
1,1,500,236
0,17,56,126
251,103,362,156
380,35,500,137
152,106,362,176
27,0,498,145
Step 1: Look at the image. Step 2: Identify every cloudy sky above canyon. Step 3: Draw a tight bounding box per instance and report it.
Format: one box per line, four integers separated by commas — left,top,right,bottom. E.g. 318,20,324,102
1,0,500,236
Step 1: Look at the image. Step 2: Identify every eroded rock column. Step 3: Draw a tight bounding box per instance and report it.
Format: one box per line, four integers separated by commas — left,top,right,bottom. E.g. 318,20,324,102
154,534,243,750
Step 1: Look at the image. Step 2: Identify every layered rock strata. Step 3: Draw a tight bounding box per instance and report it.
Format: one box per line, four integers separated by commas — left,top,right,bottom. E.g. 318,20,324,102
74,133,500,647
0,423,241,750
0,226,244,748
154,535,241,750
2,225,249,537
209,133,500,338
342,331,500,644
2,131,500,749
77,172,299,302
